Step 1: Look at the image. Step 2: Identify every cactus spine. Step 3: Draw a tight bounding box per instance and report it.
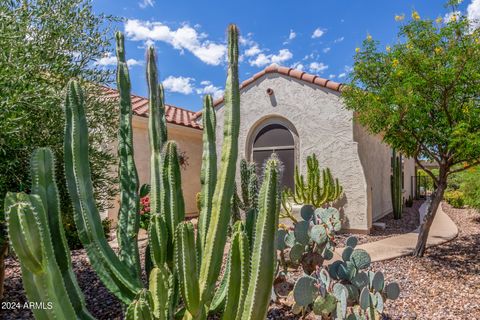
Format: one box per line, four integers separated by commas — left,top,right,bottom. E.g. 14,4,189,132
391,149,403,219
115,31,141,278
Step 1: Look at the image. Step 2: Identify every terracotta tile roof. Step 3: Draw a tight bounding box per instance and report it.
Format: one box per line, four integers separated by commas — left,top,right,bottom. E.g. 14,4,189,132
192,64,344,119
102,87,202,130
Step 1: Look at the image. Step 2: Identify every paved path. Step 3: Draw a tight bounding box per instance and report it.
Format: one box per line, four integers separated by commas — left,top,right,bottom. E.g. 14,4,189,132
332,202,458,262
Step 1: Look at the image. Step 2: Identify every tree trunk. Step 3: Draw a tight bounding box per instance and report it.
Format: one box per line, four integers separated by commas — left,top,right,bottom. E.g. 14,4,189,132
413,178,447,257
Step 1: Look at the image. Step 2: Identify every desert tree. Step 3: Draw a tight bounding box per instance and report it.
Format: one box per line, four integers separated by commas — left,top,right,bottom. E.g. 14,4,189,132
342,1,480,256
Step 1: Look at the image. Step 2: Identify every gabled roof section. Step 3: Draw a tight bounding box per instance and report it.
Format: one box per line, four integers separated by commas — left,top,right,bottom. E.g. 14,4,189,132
192,64,344,120
102,87,202,130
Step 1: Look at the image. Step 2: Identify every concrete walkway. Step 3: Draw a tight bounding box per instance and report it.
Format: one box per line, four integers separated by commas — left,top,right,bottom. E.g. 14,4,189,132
333,202,458,262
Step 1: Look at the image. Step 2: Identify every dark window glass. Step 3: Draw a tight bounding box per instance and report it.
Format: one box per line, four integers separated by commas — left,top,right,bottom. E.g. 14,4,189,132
252,124,295,190
253,124,294,148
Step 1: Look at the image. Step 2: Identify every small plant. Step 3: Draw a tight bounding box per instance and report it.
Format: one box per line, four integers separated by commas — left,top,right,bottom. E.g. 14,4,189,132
292,236,400,319
138,184,151,230
444,190,464,208
405,195,413,208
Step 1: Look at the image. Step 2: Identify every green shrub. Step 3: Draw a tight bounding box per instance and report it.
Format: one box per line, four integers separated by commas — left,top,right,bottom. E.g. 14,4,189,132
405,195,413,207
444,190,465,208
447,167,480,210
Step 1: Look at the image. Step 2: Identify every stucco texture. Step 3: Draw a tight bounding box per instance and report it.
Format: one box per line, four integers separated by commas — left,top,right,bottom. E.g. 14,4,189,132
214,74,370,230
106,115,203,223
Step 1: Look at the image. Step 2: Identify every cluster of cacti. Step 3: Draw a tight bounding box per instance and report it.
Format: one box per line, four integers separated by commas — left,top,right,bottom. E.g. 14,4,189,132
391,150,403,219
292,236,400,319
283,154,343,212
5,24,282,320
276,206,341,277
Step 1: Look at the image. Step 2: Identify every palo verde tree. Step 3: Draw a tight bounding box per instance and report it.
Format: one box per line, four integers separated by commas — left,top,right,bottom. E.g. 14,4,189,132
342,1,480,257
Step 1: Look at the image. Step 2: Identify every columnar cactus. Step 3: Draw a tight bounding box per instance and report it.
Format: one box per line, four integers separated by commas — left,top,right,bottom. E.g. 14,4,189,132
391,149,403,219
283,154,342,211
115,31,141,279
5,148,94,319
5,24,280,320
64,79,143,304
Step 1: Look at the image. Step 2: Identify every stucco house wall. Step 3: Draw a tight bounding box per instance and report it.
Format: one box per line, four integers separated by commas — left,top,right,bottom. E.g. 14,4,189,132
214,73,370,231
353,122,416,221
106,115,203,223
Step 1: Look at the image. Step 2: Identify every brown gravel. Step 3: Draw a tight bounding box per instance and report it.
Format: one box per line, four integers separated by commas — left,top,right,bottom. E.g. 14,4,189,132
370,203,480,320
336,200,423,246
2,202,478,319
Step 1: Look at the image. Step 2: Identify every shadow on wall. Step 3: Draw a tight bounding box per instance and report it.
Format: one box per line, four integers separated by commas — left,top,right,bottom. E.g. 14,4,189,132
333,193,349,228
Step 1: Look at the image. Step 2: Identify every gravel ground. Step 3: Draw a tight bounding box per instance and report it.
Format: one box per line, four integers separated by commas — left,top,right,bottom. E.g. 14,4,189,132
2,201,478,319
371,203,480,320
336,200,423,246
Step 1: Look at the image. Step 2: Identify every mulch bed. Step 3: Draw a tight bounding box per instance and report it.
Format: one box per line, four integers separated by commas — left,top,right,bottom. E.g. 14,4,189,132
2,201,478,319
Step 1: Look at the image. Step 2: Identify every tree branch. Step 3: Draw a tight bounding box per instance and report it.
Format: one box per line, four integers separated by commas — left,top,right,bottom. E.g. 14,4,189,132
447,160,480,176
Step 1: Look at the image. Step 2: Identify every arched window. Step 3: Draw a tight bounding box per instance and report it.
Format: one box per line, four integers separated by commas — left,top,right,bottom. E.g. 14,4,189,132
252,123,295,190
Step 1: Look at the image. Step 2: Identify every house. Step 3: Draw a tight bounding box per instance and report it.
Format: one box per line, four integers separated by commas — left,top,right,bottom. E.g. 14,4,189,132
106,64,416,233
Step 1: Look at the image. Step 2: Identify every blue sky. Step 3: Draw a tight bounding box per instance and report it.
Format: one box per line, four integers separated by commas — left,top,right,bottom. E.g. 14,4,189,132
92,0,479,112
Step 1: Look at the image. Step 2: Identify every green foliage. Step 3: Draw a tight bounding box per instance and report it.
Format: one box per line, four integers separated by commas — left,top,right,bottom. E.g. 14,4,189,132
447,166,480,210
0,0,118,250
444,190,465,208
342,3,480,256
290,236,400,319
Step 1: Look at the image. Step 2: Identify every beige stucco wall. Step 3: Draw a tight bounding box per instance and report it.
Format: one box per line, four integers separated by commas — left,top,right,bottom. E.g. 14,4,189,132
354,122,416,221
213,74,370,231
106,115,203,224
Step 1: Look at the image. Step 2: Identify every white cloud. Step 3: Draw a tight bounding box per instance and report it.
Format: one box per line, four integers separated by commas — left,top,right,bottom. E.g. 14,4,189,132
329,74,336,79
309,62,328,73
468,0,480,28
323,47,331,53
162,76,195,95
283,29,297,44
288,30,297,40
291,62,304,71
245,45,261,57
124,20,226,65
249,49,293,67
196,81,224,100
312,28,325,38
94,52,142,67
139,0,154,8
334,36,345,43
338,73,347,78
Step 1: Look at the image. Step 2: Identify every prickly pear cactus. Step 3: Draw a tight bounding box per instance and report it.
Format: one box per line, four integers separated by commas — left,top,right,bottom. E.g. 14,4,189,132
288,236,400,319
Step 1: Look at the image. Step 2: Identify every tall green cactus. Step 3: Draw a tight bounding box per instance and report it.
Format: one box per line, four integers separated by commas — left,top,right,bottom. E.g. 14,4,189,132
5,24,281,320
198,24,240,307
116,31,141,279
64,80,143,304
197,95,217,256
283,154,342,215
391,150,403,219
5,148,94,319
